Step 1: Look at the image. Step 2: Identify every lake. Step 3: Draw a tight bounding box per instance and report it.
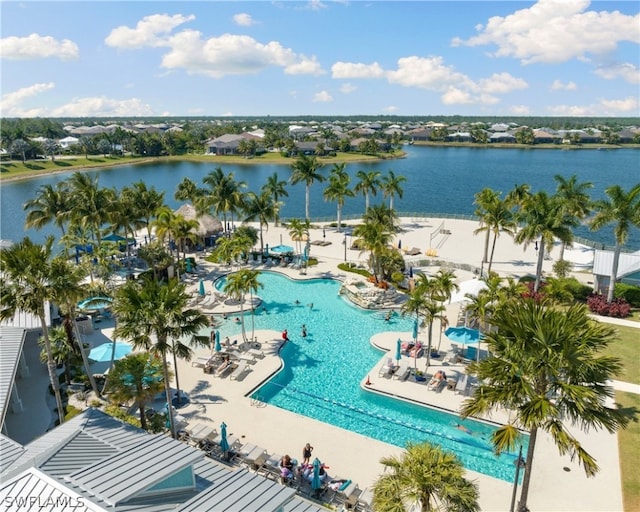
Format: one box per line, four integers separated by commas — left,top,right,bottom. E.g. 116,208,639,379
1,145,638,249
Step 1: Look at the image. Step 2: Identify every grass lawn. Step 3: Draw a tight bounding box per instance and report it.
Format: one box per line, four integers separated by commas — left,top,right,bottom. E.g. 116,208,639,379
616,391,640,512
0,150,404,182
608,324,640,385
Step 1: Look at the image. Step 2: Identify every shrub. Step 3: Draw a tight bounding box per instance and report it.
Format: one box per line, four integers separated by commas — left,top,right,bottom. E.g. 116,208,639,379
64,405,83,421
614,283,640,308
563,278,593,302
586,293,631,318
103,404,142,428
337,262,370,278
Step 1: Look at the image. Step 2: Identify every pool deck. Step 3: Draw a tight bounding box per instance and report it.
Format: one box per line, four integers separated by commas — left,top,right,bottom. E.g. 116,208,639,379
8,217,635,511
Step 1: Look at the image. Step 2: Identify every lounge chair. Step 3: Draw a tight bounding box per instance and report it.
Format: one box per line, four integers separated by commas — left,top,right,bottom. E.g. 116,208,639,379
408,343,424,358
455,373,469,395
327,479,360,508
191,356,215,368
393,359,411,381
378,357,397,378
356,487,374,512
215,359,237,378
230,361,252,381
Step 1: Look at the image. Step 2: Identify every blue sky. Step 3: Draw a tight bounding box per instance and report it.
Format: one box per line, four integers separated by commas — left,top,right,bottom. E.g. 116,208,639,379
1,0,638,118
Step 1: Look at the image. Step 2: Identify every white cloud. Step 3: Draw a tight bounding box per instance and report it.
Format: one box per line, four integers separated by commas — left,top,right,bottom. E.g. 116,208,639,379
452,0,640,65
0,34,79,60
107,13,325,78
233,13,256,26
550,80,577,91
312,90,333,102
594,62,640,84
510,105,532,115
387,56,473,91
0,82,55,115
441,87,474,105
340,83,357,94
332,61,385,79
383,105,399,113
478,72,528,94
105,14,196,49
548,96,639,116
307,0,327,11
49,97,155,117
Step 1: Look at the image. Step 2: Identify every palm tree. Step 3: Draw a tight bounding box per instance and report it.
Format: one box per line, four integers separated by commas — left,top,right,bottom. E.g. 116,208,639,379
354,170,382,214
474,193,516,275
363,204,400,234
290,154,324,220
0,237,66,424
401,290,429,372
323,163,354,232
23,181,73,242
473,188,500,266
373,441,480,512
243,191,277,253
38,326,75,386
175,177,201,204
112,276,209,438
352,220,393,281
126,181,166,239
200,167,247,234
106,352,166,432
381,170,407,211
553,174,593,261
288,218,310,261
589,184,640,302
460,298,629,512
262,172,289,227
514,191,573,292
224,269,263,342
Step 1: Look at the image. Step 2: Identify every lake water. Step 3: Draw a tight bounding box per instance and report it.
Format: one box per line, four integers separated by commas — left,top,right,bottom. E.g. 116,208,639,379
1,146,638,249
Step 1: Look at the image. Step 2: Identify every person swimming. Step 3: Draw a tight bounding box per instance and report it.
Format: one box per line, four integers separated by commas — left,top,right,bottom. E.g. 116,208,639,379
455,422,473,435
301,324,307,337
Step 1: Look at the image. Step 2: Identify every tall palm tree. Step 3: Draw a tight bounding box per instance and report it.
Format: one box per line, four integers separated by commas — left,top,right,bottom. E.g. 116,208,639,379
175,177,201,204
354,170,382,214
381,170,407,212
200,167,247,234
553,174,593,261
106,352,166,432
0,237,66,424
474,194,516,275
473,188,500,266
126,181,166,240
262,172,288,227
589,184,640,302
353,220,393,281
290,154,324,220
373,441,480,512
112,277,209,438
460,298,629,512
23,181,73,242
401,290,429,372
514,191,573,292
224,269,263,342
323,163,354,232
243,191,277,253
288,218,310,261
362,203,400,234
37,326,75,386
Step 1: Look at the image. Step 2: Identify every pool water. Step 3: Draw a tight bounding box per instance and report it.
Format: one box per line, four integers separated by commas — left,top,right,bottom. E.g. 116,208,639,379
212,272,526,482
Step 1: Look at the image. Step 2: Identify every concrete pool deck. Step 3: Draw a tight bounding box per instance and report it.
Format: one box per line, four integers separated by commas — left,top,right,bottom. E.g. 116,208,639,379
7,216,634,511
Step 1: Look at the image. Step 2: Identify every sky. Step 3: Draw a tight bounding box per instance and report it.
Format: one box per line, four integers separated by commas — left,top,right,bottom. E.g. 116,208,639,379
1,0,638,118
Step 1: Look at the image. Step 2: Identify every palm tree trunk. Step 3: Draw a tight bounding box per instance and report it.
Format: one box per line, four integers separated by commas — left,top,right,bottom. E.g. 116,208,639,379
138,401,148,431
559,242,566,262
483,229,490,264
488,231,498,274
389,196,394,211
517,427,538,512
162,352,176,439
337,204,342,232
425,321,434,368
172,345,183,405
607,243,621,302
305,185,310,220
250,292,256,341
71,312,100,397
534,243,545,292
40,311,65,425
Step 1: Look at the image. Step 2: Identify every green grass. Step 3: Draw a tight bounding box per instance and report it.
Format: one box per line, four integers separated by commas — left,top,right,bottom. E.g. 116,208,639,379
616,391,640,512
608,324,640,385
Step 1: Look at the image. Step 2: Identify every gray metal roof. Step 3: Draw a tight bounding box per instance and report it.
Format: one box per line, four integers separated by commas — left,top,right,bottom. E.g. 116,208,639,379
40,431,119,477
0,467,107,512
593,250,640,278
68,434,203,506
0,327,26,430
282,498,327,512
0,434,25,472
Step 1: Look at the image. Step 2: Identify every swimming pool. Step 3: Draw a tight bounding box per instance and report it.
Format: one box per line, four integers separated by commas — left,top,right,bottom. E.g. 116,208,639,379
212,272,526,482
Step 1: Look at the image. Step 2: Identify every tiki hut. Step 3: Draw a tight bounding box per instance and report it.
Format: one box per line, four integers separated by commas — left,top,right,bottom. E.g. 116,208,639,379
174,204,223,237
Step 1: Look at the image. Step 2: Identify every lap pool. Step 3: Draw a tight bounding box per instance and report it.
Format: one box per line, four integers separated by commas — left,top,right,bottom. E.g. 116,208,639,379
213,272,526,482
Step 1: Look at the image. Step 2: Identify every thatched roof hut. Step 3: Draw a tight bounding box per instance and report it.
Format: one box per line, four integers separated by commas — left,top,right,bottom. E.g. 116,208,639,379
174,204,223,237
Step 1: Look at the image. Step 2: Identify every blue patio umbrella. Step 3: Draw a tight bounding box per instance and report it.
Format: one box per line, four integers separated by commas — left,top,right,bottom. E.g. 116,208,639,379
198,279,205,297
412,319,419,342
444,326,481,346
311,458,323,492
214,330,221,352
395,338,402,361
186,259,193,273
219,422,230,454
89,342,131,362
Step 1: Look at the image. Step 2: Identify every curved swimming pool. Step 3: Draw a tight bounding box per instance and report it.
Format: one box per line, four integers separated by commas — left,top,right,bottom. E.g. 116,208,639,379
212,272,526,482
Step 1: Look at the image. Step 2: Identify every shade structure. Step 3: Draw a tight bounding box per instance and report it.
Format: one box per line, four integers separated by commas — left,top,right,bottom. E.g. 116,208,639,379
174,203,223,237
219,422,230,453
214,331,221,352
186,259,193,273
412,319,419,341
103,233,126,242
395,339,402,361
445,326,481,346
89,342,131,362
448,278,488,304
198,279,205,297
311,458,323,491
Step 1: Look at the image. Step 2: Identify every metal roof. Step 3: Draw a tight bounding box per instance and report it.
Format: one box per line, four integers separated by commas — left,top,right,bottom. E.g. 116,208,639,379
0,467,107,512
592,250,640,278
0,327,26,430
68,434,203,506
0,434,25,472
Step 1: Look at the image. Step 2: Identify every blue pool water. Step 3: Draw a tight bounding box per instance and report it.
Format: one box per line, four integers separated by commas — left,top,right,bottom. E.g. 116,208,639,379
212,272,526,482
77,296,112,311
